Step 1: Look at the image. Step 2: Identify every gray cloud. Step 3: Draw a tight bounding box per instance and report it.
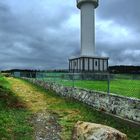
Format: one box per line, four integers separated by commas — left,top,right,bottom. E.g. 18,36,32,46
0,0,139,70
97,0,140,31
95,0,140,66
96,41,140,66
0,0,79,70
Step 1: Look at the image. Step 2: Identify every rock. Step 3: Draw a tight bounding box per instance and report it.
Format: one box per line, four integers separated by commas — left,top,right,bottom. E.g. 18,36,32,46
72,121,127,140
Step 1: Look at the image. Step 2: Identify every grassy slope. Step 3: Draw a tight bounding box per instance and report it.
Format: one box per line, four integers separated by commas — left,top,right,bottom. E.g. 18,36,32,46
10,78,140,140
1,76,140,140
0,75,33,139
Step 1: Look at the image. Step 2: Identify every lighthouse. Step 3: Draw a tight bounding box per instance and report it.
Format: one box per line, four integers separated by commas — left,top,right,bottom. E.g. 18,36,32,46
69,0,109,72
78,0,98,56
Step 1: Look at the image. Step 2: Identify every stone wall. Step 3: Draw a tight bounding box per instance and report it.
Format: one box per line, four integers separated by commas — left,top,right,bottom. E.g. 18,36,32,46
24,78,140,123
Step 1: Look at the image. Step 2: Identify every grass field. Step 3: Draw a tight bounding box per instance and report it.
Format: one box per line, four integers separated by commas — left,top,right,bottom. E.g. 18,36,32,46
0,74,140,139
39,73,140,99
56,79,140,99
0,74,33,139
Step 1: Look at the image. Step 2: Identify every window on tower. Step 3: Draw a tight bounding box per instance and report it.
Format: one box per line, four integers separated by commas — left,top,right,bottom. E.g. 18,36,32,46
95,61,98,66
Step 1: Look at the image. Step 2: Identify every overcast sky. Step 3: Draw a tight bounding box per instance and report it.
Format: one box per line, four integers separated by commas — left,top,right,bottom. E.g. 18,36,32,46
0,0,140,70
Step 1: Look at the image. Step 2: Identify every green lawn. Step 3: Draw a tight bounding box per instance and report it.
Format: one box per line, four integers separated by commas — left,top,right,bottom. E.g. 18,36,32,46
58,79,140,99
0,74,33,139
41,75,140,99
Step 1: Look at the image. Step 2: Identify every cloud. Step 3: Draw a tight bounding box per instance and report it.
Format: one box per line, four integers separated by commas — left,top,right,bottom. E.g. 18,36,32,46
0,0,139,70
0,0,79,70
95,0,140,66
97,0,140,31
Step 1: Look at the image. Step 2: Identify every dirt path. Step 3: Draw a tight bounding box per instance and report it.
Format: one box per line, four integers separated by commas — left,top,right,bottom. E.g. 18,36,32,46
8,78,62,140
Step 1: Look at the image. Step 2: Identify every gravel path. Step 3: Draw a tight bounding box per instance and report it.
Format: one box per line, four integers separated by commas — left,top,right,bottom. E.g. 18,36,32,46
32,110,62,140
9,78,62,140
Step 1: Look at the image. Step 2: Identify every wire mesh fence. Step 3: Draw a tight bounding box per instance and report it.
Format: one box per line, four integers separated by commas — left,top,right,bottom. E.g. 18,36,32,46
13,71,140,99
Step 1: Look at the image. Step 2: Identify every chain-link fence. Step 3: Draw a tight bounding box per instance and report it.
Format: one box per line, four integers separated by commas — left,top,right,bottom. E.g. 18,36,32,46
13,71,140,99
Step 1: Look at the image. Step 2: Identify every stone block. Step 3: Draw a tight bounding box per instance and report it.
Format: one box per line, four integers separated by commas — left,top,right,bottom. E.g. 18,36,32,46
72,121,127,140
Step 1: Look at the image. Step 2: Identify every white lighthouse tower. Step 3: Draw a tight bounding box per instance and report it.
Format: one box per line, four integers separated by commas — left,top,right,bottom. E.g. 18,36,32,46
78,0,97,56
69,0,109,72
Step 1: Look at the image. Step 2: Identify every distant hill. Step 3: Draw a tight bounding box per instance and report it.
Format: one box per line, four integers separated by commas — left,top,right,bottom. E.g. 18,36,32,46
109,65,140,74
1,69,39,73
1,69,69,73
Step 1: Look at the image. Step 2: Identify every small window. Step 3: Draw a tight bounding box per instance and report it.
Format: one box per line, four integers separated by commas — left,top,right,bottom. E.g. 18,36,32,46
95,61,98,66
74,61,77,67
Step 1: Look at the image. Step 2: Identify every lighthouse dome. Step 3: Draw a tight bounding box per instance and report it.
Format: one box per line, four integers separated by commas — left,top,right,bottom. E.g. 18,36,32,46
77,0,99,9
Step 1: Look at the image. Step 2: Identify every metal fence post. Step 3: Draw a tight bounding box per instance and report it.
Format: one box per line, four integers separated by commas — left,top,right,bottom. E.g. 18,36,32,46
107,73,110,95
73,70,75,88
54,73,56,83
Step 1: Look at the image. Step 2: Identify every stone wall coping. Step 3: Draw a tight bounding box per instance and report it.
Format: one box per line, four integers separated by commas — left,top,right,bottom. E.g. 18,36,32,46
54,83,140,102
